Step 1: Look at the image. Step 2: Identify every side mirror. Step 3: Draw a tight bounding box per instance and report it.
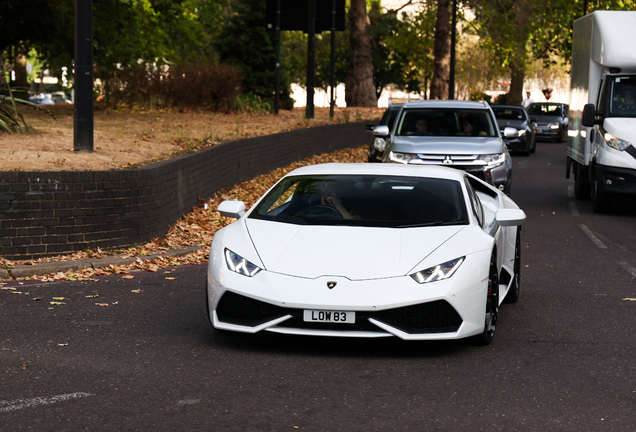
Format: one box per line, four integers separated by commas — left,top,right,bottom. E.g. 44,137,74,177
582,103,599,127
495,208,526,227
503,127,518,138
218,200,246,219
365,123,377,131
373,125,390,137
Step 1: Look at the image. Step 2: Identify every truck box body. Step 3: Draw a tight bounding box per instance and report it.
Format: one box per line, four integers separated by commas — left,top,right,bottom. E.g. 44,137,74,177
568,11,636,211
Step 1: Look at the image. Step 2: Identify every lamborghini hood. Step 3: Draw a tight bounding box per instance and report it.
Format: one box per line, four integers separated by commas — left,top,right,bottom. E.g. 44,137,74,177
244,219,468,280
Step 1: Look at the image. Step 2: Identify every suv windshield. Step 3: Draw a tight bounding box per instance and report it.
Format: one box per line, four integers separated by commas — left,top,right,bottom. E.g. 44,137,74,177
249,175,469,228
608,76,636,117
395,108,498,137
526,104,564,116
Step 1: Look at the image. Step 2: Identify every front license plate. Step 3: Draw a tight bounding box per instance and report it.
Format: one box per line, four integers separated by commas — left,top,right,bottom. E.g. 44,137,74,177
303,310,355,324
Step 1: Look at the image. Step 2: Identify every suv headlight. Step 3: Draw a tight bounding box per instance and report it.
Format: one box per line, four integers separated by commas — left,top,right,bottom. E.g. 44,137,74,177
549,122,560,130
603,132,632,151
410,257,465,284
224,248,262,277
388,151,417,164
476,153,506,167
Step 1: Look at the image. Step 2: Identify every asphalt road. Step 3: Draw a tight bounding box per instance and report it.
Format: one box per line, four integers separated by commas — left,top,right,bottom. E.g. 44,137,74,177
2,140,636,431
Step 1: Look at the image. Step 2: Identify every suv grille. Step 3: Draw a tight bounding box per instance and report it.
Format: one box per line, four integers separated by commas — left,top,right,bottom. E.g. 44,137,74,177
216,292,462,334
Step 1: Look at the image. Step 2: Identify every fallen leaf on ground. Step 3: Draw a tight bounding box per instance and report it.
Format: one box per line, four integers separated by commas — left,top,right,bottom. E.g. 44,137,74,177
52,297,65,300
122,275,135,279
50,301,65,305
166,277,176,280
57,343,68,346
131,289,143,293
86,294,99,298
95,303,109,306
622,298,636,301
32,297,41,301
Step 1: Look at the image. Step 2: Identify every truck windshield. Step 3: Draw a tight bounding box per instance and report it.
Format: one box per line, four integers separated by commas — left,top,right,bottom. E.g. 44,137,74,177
608,76,636,117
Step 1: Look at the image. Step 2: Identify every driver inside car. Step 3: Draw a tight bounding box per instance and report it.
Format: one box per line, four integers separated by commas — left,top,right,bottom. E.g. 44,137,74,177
321,182,359,220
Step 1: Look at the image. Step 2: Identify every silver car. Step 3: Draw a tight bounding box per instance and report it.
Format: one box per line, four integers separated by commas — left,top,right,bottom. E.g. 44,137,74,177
375,100,513,194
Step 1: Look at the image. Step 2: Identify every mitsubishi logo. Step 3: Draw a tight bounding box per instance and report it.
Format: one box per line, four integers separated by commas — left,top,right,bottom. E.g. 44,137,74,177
327,281,337,289
442,155,453,164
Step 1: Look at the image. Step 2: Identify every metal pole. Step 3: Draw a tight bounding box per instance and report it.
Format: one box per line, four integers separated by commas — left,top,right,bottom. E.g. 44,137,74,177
275,0,281,114
306,0,316,119
448,0,456,100
74,0,94,152
330,0,336,118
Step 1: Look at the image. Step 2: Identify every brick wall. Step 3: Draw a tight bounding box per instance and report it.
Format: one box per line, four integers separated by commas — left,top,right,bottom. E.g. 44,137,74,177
0,122,370,259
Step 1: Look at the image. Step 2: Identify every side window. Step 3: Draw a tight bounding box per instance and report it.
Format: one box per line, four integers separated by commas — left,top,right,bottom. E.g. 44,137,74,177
464,177,484,227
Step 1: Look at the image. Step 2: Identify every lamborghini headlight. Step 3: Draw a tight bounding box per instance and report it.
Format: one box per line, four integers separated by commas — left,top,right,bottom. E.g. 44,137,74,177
410,257,465,284
603,132,632,151
224,248,262,277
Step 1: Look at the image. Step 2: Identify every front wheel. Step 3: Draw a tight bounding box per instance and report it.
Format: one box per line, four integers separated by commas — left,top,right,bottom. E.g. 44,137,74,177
473,251,499,346
592,176,611,214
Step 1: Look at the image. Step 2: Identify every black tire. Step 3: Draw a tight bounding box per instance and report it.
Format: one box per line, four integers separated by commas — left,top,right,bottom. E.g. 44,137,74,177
504,227,521,303
574,163,591,200
474,251,499,346
592,176,612,214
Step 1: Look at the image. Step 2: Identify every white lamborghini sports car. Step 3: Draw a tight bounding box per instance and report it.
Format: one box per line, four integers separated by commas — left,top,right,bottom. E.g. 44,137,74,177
206,163,525,345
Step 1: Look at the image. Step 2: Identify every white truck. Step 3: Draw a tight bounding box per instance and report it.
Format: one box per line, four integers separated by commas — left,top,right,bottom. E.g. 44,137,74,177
567,11,636,213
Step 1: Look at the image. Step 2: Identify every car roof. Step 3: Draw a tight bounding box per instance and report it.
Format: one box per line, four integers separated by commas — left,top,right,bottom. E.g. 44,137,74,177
284,163,467,182
491,104,525,109
402,100,490,109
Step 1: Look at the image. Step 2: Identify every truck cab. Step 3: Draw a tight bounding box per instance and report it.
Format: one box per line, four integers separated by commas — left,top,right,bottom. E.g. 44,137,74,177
567,11,636,213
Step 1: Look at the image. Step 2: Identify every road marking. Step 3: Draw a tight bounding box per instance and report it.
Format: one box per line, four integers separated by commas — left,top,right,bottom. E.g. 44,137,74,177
618,262,636,278
579,224,607,249
0,392,94,413
568,201,580,217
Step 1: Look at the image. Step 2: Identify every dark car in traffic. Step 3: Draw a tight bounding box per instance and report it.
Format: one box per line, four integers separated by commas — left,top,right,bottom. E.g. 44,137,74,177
365,104,401,162
491,104,537,155
525,103,569,142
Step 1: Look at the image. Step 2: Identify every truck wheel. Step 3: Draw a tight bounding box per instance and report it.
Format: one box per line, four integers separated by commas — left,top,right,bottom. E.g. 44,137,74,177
574,163,591,200
592,177,611,213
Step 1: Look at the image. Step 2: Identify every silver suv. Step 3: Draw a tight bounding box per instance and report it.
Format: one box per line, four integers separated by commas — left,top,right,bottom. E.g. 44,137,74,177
374,100,513,194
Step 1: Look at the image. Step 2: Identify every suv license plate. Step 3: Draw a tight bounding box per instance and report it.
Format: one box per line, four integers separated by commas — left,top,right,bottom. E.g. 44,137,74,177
303,310,355,323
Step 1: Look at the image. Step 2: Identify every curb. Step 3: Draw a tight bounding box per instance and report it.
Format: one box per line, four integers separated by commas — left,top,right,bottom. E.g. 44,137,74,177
0,245,201,279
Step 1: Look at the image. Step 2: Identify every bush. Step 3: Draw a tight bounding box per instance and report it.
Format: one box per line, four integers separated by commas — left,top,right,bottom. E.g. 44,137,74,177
494,93,508,104
470,92,492,103
103,64,243,112
235,93,272,114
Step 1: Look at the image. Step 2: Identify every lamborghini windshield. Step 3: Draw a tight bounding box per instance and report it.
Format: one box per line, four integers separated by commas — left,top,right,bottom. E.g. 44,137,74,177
249,175,469,227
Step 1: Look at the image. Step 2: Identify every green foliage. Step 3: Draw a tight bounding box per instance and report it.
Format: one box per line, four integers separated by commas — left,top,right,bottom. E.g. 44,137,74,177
215,0,293,109
470,91,492,103
0,56,33,133
494,93,508,104
235,93,272,114
369,2,436,98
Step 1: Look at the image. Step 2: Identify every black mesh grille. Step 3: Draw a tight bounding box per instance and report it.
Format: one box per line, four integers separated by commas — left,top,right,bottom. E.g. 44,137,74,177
216,292,462,334
373,300,463,334
216,291,289,326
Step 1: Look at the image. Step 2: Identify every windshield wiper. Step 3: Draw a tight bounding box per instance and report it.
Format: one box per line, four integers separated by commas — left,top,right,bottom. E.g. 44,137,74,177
395,221,461,228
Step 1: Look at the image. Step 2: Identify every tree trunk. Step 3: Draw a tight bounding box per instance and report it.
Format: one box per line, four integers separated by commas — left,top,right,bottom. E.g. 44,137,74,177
429,0,451,100
508,65,525,106
14,51,29,101
345,0,376,107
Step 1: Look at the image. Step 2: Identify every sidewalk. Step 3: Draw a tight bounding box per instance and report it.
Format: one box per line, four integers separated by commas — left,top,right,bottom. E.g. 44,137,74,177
0,245,201,279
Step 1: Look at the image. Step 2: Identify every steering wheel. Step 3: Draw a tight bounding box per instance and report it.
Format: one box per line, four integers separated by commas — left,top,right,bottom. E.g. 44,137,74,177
297,205,343,219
